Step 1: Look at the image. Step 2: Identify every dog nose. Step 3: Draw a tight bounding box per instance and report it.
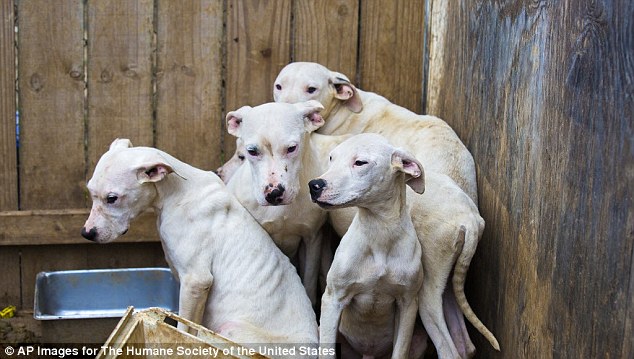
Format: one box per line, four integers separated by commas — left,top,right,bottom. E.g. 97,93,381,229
308,179,327,201
265,184,285,205
81,227,98,242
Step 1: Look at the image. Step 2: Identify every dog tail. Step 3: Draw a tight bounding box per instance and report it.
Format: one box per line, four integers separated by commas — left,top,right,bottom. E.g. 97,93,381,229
452,225,500,351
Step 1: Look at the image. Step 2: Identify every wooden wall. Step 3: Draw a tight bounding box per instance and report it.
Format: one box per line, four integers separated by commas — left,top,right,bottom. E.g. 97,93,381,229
427,0,633,358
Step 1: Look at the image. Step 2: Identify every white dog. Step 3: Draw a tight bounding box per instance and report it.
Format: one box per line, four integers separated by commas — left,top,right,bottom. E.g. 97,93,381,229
309,135,499,358
81,139,318,351
225,100,348,306
310,134,425,358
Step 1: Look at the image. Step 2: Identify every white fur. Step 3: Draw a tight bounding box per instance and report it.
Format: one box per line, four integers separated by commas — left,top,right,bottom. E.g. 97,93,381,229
81,139,318,357
318,135,499,358
272,61,477,206
225,101,348,306
272,62,495,358
311,134,424,359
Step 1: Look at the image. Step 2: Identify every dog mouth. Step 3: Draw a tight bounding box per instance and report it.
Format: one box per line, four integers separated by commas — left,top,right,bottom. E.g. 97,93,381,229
312,199,335,209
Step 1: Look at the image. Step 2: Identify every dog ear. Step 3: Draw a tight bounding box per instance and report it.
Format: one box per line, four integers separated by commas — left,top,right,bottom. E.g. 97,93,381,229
226,106,252,137
137,162,174,183
330,72,363,113
109,138,133,151
296,100,325,133
391,149,425,194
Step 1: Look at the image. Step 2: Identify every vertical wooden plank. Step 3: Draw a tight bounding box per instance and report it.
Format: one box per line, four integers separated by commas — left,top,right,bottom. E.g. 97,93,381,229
18,0,85,210
225,0,291,158
428,0,634,357
155,0,223,170
625,248,634,359
358,0,425,113
293,0,359,80
87,0,154,171
0,0,17,211
0,247,20,308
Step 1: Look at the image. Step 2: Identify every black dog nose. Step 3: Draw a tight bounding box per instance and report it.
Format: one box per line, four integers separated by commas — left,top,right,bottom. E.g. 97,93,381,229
265,184,285,205
308,179,327,201
81,227,98,242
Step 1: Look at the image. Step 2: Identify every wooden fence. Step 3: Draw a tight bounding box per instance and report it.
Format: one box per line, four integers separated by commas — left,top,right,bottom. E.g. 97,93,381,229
0,0,632,358
428,1,633,358
0,0,425,317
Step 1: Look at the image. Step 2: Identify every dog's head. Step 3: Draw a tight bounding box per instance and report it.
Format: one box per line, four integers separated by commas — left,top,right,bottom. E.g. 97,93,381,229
226,101,325,206
309,133,424,209
81,139,173,243
216,138,245,184
273,62,363,115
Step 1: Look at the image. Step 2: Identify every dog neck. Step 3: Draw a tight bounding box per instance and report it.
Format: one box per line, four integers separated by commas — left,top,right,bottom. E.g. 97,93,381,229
150,151,219,211
356,179,409,227
301,133,329,185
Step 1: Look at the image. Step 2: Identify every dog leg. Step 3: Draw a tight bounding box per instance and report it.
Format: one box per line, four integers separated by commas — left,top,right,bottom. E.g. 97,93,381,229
392,295,418,359
319,290,345,358
419,268,460,359
177,272,213,333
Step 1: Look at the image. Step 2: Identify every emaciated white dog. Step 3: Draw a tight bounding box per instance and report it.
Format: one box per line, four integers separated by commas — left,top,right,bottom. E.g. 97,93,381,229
225,101,348,306
310,134,425,359
81,139,318,352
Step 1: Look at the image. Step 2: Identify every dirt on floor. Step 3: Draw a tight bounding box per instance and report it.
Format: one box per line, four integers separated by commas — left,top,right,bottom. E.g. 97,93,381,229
0,312,41,347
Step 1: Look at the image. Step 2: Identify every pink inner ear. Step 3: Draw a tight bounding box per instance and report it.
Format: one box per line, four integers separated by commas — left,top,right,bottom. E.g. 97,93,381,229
403,160,421,177
146,165,170,181
335,84,354,100
227,117,242,133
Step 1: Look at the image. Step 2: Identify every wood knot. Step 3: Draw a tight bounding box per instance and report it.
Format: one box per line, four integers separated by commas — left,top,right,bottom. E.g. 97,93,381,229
30,73,44,92
260,48,272,58
99,69,113,83
180,65,195,77
122,66,138,79
69,65,83,80
338,5,348,16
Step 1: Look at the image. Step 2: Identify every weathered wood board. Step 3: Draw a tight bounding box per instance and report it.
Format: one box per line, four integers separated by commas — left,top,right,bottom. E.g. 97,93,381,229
427,1,634,357
87,0,154,172
17,0,85,210
155,0,224,170
0,0,17,211
293,0,359,80
359,0,425,113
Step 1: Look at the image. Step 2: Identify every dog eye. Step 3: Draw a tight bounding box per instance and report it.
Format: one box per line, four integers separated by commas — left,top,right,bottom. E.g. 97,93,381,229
247,147,259,157
354,160,368,166
307,86,317,94
287,145,297,154
275,84,282,90
106,194,118,204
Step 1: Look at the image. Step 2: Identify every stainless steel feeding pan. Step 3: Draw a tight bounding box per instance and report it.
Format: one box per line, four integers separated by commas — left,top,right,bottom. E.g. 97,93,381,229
34,267,179,343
